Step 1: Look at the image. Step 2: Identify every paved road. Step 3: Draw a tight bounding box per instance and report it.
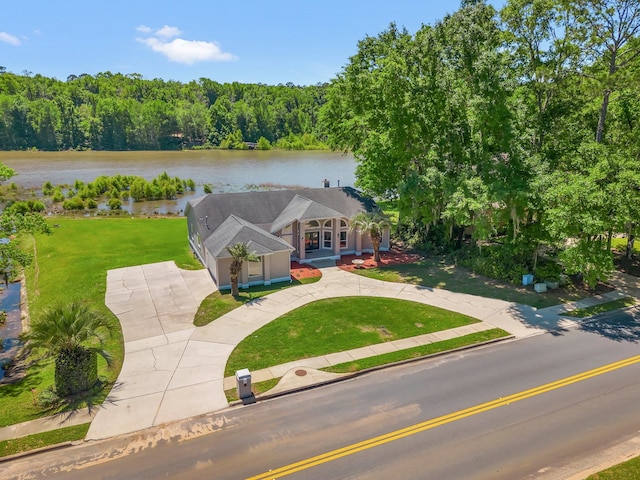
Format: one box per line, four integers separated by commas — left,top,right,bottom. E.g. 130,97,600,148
3,310,640,480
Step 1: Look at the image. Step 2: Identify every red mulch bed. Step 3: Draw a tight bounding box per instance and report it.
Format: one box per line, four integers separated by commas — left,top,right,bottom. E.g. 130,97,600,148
337,245,424,272
291,261,322,280
289,245,423,280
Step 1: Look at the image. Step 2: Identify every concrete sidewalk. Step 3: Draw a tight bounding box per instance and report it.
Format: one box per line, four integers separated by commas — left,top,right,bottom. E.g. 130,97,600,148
222,322,498,391
2,261,635,443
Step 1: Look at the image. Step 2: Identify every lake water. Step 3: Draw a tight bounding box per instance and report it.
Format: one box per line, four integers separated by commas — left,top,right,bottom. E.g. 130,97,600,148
0,282,22,381
0,150,357,214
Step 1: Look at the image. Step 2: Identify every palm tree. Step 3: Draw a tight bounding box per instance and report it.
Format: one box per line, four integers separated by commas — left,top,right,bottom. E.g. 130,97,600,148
350,210,391,263
22,302,114,397
227,242,259,297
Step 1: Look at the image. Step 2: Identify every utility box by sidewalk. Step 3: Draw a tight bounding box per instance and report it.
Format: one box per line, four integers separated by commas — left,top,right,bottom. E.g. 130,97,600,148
236,369,252,399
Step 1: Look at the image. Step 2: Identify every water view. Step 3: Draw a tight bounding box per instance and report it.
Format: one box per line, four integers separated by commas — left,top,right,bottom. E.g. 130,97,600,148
0,282,22,381
0,150,357,215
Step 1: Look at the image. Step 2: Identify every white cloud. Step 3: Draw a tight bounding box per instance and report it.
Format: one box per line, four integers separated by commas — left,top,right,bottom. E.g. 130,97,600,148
0,32,20,46
138,36,236,64
136,25,236,65
155,25,181,39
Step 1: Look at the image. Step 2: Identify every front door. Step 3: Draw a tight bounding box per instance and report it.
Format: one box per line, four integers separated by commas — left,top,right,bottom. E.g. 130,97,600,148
305,231,319,251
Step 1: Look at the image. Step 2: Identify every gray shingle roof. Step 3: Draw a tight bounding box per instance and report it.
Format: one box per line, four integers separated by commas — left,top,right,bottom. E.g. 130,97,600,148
187,187,377,244
204,215,294,259
186,187,379,264
270,195,345,234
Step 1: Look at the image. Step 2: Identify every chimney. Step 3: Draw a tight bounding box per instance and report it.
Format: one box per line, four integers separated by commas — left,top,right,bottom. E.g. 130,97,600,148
322,179,330,188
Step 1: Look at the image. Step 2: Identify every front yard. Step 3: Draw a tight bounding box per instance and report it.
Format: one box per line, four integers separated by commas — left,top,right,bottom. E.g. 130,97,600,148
349,256,601,309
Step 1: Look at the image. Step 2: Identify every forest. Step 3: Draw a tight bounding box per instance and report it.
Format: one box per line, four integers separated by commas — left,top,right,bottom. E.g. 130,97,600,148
322,0,640,287
0,71,328,151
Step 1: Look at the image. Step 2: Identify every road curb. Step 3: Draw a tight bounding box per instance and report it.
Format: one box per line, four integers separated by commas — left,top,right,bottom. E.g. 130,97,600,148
231,334,516,406
0,440,77,463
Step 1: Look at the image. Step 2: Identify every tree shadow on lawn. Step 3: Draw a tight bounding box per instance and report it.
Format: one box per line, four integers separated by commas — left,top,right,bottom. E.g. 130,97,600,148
369,258,594,309
36,378,113,418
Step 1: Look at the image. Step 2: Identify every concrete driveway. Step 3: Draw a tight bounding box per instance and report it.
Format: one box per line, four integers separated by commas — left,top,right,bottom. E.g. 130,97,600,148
87,262,224,440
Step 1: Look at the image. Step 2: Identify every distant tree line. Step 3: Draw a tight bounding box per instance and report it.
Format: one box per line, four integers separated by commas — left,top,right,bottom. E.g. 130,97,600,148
0,71,328,151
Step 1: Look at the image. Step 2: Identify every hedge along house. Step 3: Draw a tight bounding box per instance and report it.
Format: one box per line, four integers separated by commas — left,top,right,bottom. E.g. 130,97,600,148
185,186,390,290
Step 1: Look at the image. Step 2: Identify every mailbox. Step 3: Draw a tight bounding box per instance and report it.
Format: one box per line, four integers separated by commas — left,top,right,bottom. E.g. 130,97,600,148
236,368,252,399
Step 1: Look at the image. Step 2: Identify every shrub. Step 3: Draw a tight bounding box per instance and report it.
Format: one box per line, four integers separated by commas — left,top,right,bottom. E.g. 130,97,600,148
107,198,122,210
42,181,54,196
62,196,85,210
52,188,65,202
534,262,563,282
256,136,272,150
204,184,213,194
458,243,533,284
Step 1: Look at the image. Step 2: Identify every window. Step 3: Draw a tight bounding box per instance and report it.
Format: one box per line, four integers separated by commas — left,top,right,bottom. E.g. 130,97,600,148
323,220,332,228
306,220,319,228
248,258,262,277
340,231,347,248
323,230,332,248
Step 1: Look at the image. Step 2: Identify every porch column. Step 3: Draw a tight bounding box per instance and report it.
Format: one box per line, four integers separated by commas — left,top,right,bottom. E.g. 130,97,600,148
333,217,340,256
298,222,306,261
263,255,271,285
355,228,362,255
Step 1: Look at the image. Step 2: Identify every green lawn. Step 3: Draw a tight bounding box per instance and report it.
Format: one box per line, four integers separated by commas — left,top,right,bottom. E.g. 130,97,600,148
611,237,640,254
0,423,90,457
194,276,320,327
324,329,509,373
587,455,640,479
223,329,510,402
352,257,596,309
1,217,201,428
561,297,636,318
225,296,480,376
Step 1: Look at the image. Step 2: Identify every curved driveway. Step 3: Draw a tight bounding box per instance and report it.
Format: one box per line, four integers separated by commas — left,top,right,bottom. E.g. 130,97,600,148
87,261,594,440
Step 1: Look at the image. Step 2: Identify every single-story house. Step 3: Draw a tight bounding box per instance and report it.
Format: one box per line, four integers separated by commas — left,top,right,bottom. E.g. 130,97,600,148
185,186,390,290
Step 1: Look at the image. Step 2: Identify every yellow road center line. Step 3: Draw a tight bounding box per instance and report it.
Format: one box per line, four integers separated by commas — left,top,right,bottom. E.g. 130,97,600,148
247,353,640,480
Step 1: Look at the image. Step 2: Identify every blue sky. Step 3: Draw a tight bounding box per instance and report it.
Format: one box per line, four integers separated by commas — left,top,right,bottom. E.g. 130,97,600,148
2,0,506,86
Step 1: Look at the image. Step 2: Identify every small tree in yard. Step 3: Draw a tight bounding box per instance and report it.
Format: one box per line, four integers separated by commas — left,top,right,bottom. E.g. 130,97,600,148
350,210,391,263
227,242,259,297
22,302,114,397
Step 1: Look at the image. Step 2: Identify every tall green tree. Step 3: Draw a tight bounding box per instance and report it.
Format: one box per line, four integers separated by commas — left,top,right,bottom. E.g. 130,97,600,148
573,0,640,143
324,1,519,248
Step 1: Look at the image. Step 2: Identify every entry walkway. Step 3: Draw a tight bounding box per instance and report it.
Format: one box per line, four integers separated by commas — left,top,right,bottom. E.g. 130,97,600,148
2,261,636,443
